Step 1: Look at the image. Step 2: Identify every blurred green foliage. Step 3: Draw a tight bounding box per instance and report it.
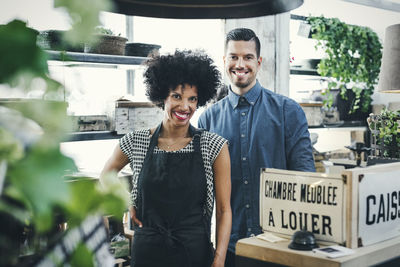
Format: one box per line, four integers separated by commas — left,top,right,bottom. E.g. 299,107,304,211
0,0,128,266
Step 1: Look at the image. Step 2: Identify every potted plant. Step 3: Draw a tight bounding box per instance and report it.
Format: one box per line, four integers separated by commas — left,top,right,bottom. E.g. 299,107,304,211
306,16,382,116
0,0,128,266
368,108,400,159
85,26,128,55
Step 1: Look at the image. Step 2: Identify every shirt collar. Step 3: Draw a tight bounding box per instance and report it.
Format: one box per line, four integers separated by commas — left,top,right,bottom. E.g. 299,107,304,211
227,80,262,109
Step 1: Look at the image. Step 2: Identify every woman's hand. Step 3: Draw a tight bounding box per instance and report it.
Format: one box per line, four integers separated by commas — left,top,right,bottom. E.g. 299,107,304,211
211,252,225,267
129,206,143,227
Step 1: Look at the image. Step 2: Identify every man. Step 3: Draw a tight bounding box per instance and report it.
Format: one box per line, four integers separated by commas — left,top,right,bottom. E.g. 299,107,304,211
198,28,315,266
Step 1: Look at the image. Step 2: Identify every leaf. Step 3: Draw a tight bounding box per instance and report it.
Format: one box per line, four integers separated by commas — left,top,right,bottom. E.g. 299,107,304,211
7,146,77,232
0,20,49,85
70,243,94,267
0,128,24,163
65,178,127,228
55,0,112,45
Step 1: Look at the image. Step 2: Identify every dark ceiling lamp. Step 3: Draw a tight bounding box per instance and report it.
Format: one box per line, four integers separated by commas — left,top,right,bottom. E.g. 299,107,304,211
111,0,304,19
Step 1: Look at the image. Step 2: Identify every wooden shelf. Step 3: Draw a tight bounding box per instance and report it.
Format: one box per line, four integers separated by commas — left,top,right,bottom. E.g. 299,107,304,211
290,68,319,76
46,50,148,65
64,131,123,142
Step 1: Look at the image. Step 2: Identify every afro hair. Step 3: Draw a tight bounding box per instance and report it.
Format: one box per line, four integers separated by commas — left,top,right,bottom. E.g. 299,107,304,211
143,50,221,108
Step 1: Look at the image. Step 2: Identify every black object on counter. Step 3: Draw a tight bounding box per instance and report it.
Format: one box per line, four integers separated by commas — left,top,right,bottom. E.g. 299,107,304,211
345,142,372,167
288,230,319,251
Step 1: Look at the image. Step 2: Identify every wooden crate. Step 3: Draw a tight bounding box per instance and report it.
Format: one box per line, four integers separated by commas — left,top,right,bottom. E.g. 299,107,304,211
343,162,400,248
259,169,346,244
70,115,109,131
115,101,163,134
259,162,400,248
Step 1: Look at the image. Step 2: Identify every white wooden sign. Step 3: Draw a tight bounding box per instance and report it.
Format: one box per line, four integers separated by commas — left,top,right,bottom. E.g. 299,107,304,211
358,169,400,246
260,168,345,243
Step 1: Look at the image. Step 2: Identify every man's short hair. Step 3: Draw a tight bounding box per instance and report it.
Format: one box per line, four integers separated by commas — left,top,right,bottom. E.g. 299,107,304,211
225,28,261,58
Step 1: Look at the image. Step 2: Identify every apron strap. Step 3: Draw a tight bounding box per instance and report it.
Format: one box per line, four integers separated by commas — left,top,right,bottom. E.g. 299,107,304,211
189,124,203,154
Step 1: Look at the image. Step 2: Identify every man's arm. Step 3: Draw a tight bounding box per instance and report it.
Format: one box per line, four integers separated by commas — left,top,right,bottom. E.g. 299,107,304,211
284,102,316,172
197,110,208,129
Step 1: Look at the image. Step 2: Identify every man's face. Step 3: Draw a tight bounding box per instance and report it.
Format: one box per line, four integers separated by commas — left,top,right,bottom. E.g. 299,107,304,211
224,40,262,94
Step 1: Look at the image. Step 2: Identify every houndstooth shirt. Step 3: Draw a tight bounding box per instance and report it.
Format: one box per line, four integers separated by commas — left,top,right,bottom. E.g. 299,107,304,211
120,129,227,219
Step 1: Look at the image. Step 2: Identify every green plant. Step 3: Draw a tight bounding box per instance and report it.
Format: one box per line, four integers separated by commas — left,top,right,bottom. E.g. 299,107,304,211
307,16,382,113
94,26,120,36
0,0,129,266
368,108,400,158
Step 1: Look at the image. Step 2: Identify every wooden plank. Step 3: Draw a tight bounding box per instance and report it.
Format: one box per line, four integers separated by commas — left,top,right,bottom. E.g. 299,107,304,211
236,235,400,267
115,101,156,108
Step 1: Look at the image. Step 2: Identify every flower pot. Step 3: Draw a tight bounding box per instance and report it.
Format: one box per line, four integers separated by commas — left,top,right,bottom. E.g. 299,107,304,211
85,34,128,55
125,42,161,57
37,30,84,52
336,90,371,123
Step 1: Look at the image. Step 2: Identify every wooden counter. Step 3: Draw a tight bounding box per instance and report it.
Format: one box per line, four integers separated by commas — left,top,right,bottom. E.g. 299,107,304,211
236,236,400,267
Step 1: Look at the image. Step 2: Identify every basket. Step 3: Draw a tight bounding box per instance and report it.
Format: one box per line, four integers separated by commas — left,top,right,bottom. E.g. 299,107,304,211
85,34,128,55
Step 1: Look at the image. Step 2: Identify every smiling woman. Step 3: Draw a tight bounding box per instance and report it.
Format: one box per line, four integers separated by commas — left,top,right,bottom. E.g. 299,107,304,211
100,49,232,267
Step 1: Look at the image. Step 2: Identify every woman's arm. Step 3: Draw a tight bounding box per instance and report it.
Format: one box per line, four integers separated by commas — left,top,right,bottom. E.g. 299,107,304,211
212,143,232,267
100,145,130,182
100,145,143,227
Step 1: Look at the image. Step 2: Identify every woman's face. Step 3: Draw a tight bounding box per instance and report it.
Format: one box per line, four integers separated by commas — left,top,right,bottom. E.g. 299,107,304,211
163,83,198,127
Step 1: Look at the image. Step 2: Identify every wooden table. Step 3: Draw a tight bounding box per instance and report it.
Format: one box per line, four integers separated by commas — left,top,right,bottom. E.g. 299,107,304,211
236,235,400,267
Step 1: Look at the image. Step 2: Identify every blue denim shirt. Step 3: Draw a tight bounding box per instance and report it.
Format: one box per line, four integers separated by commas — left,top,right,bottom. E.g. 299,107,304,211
198,81,315,252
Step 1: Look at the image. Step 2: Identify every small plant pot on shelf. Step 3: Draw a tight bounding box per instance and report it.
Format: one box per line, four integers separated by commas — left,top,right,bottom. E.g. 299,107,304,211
336,89,371,123
37,30,84,52
85,34,128,55
125,43,161,57
368,112,400,159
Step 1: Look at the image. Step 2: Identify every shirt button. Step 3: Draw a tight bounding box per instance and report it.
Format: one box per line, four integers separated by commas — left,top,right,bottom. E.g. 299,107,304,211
241,112,246,116
248,228,252,232
240,98,245,102
242,157,246,161
241,134,245,138
244,180,248,184
246,204,250,208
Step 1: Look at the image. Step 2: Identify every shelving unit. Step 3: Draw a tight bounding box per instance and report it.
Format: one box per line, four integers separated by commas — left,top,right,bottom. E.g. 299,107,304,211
46,50,149,142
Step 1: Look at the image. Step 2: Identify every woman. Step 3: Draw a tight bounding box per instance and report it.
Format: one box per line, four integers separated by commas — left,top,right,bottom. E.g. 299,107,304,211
101,50,231,267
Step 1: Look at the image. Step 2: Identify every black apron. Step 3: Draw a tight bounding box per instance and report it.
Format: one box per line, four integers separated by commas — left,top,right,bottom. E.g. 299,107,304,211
131,123,213,267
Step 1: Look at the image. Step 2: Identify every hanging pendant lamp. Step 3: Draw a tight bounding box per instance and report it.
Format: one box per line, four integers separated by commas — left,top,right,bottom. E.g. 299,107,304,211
378,24,400,93
111,0,303,19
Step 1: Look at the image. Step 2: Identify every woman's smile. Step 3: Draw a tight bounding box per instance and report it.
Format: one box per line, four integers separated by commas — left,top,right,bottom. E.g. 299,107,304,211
173,111,190,120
